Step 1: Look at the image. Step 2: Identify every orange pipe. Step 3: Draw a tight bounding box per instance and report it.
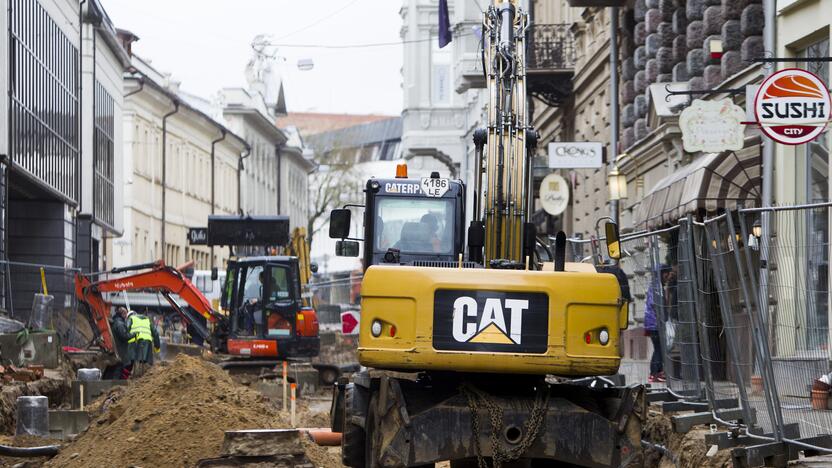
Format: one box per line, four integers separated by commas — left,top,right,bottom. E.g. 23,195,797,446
304,428,342,446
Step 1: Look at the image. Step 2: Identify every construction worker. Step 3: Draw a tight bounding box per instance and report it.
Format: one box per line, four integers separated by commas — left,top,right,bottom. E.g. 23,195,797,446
126,310,161,378
110,307,132,379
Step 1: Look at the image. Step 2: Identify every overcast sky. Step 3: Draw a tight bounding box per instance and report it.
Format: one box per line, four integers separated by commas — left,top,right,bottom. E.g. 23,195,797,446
101,0,404,116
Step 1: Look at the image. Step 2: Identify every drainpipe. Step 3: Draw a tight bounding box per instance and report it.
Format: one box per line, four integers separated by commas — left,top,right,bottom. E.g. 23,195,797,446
160,102,180,261
237,147,251,215
210,130,227,268
276,144,283,215
608,6,620,225
76,0,87,268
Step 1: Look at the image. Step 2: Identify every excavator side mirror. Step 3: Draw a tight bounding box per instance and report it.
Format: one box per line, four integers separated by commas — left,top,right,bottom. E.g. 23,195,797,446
211,267,219,281
329,209,351,239
310,262,319,274
604,222,621,261
336,240,359,257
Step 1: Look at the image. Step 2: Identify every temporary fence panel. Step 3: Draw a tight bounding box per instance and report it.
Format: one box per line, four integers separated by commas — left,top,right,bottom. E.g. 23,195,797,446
740,205,832,441
1,261,91,348
309,275,362,332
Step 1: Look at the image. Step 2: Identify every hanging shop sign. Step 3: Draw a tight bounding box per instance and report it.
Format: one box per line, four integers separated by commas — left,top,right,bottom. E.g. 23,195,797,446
187,227,208,245
548,142,604,169
539,173,569,216
754,68,831,146
679,99,746,153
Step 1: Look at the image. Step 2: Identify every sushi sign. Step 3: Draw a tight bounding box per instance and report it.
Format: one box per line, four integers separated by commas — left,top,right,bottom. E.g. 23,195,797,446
755,68,831,145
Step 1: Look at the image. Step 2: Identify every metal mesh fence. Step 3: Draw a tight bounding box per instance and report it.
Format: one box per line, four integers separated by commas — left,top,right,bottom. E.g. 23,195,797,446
309,274,362,333
0,260,92,348
740,205,832,440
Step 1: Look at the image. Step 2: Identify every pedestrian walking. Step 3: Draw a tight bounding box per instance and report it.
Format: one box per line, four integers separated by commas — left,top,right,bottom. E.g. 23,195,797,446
645,264,669,383
126,310,161,378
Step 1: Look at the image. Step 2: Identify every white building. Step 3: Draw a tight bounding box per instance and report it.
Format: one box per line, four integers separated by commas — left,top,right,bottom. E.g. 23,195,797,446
400,0,492,219
109,48,248,271
219,88,314,229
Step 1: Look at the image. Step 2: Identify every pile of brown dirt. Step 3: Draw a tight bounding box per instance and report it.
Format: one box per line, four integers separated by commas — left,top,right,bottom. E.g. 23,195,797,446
644,410,733,468
47,355,289,468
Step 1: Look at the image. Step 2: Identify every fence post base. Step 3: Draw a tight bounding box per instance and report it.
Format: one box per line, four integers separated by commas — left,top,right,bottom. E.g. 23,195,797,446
671,407,756,433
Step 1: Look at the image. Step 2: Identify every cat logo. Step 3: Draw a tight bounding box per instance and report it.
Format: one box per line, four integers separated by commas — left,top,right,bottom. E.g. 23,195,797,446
433,290,548,353
452,296,527,344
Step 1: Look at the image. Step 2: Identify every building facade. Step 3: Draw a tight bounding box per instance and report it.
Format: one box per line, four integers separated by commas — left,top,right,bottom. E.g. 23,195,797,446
109,53,248,271
0,0,126,320
220,88,314,229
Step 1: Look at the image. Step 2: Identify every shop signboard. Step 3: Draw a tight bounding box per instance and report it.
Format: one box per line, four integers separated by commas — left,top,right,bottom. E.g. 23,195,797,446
754,68,831,146
679,99,745,153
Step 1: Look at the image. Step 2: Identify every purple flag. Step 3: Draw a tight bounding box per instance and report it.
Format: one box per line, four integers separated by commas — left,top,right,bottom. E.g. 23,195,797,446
438,0,452,48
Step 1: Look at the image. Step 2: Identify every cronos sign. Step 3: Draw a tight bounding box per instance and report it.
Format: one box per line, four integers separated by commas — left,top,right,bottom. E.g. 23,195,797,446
755,68,831,145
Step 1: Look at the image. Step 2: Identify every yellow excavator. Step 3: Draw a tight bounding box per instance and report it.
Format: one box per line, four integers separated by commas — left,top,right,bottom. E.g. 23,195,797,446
327,2,645,466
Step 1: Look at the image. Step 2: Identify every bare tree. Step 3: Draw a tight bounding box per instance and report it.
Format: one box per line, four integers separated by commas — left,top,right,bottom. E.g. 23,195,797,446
306,149,363,247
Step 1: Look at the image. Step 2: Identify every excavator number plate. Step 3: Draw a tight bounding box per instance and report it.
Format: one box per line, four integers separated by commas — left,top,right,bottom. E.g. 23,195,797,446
432,289,548,353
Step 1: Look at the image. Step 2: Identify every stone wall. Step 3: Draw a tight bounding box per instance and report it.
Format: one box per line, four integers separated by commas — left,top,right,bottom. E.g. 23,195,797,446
620,0,764,150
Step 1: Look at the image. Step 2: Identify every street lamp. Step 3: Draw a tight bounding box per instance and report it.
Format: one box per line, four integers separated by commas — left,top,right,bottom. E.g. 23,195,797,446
608,165,627,201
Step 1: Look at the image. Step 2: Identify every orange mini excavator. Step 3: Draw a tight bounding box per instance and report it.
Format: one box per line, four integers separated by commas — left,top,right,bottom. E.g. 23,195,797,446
75,259,319,365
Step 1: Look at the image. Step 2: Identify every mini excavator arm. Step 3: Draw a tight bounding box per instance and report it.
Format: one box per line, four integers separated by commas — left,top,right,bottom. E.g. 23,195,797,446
75,260,224,353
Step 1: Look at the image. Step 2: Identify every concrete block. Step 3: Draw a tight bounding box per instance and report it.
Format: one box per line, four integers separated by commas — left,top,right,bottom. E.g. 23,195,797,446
0,331,60,368
623,104,636,127
635,21,647,46
646,8,662,33
704,64,724,88
646,58,659,83
623,57,637,81
657,47,674,73
48,410,89,440
658,22,674,47
686,0,705,21
658,0,674,21
622,127,636,150
622,80,636,104
687,48,706,77
690,76,705,92
673,8,688,35
673,35,688,63
635,46,647,70
220,429,304,457
703,6,724,35
635,118,649,140
658,73,673,83
741,35,764,63
71,380,128,409
686,20,705,50
721,19,743,51
673,61,689,81
741,4,764,36
722,0,743,20
722,50,744,78
635,70,648,94
635,0,648,22
635,95,648,118
646,33,661,59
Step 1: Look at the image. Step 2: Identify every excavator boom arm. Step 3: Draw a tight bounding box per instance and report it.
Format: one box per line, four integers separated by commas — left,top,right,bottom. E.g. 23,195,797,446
74,261,223,354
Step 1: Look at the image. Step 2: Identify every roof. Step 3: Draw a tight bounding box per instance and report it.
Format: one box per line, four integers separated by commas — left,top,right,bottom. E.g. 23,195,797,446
276,112,396,136
304,117,402,154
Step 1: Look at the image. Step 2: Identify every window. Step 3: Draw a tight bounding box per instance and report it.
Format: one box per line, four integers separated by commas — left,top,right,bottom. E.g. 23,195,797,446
431,38,452,106
375,197,454,255
242,265,264,302
799,38,829,351
266,266,290,302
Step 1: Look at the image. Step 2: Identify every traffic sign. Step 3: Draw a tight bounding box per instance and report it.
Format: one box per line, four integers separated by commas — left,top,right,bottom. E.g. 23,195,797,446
341,310,360,335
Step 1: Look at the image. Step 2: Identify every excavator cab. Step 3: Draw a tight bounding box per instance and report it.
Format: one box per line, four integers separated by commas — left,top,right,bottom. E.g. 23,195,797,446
220,257,319,358
330,169,467,269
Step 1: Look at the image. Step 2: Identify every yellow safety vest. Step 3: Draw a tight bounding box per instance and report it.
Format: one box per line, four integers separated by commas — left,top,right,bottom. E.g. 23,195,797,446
128,315,152,343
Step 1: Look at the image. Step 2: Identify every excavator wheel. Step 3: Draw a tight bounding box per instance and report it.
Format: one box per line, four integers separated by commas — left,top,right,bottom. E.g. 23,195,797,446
341,384,366,468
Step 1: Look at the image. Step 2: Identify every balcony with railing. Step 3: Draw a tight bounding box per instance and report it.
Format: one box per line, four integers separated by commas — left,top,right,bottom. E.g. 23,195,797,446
526,24,576,108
